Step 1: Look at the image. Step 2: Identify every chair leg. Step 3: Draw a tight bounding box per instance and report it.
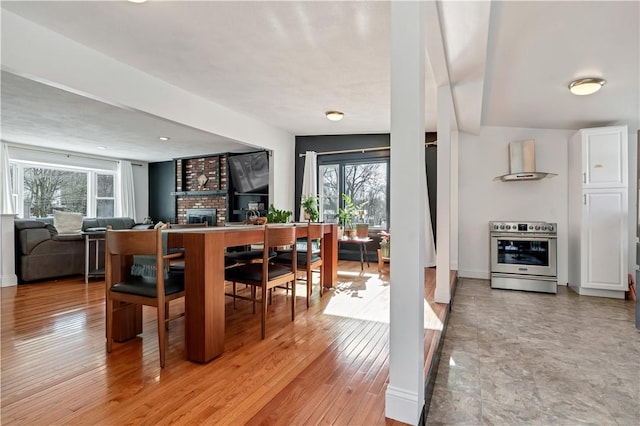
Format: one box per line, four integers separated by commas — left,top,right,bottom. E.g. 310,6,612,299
232,282,237,310
291,278,296,321
261,284,268,339
252,286,256,314
157,303,166,368
106,297,113,352
165,302,170,331
306,267,312,309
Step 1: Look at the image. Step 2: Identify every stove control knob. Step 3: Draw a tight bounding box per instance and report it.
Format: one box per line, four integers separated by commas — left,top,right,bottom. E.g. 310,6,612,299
535,225,540,230
529,225,533,230
548,225,554,231
500,225,505,230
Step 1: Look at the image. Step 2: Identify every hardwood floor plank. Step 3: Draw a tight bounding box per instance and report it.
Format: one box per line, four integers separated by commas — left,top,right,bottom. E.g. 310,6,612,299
1,262,453,425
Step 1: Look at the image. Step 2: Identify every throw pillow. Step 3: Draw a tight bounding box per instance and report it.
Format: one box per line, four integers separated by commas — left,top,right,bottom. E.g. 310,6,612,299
53,211,83,234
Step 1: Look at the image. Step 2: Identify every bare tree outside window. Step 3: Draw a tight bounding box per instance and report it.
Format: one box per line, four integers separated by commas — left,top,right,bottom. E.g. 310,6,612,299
23,167,87,217
96,174,115,216
345,163,387,227
319,165,339,223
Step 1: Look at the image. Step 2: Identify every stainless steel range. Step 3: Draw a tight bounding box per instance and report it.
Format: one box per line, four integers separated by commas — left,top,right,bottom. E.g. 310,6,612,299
490,221,558,294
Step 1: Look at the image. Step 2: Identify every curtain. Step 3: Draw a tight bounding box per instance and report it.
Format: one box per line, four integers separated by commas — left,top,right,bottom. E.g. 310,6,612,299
299,151,318,221
423,162,436,266
118,160,136,220
1,143,16,215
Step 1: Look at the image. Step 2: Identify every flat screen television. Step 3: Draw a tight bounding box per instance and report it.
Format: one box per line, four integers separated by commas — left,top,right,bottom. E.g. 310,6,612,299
228,151,269,193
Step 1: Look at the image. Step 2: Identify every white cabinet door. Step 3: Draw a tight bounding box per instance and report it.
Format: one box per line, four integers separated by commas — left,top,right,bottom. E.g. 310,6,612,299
581,188,628,290
582,126,628,188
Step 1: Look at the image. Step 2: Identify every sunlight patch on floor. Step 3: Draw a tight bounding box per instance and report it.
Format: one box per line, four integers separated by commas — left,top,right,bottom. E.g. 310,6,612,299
322,273,390,324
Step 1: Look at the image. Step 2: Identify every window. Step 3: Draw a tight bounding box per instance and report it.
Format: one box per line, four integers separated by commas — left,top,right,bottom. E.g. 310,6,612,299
96,174,115,217
319,159,389,229
9,162,117,219
22,166,88,217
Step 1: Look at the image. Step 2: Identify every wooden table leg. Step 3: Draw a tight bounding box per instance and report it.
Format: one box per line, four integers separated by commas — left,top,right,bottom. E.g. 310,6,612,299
183,232,225,363
323,224,338,288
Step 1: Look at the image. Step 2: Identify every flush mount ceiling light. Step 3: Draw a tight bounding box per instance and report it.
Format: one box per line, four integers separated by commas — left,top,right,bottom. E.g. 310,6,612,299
158,136,170,141
325,111,344,121
128,0,147,3
568,78,606,96
97,146,107,150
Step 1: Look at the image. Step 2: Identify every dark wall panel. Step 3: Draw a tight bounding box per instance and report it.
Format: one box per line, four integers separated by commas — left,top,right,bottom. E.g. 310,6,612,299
149,161,175,223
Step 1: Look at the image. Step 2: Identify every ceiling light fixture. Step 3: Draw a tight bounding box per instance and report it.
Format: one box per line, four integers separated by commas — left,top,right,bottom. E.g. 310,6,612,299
159,136,170,141
325,111,344,121
97,146,107,150
568,77,606,96
127,0,148,3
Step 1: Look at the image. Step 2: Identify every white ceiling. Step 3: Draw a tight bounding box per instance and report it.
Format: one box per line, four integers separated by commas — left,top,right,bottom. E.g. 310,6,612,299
1,1,638,163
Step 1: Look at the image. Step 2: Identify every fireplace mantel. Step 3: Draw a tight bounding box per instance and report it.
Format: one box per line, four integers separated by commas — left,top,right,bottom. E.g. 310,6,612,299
171,190,227,197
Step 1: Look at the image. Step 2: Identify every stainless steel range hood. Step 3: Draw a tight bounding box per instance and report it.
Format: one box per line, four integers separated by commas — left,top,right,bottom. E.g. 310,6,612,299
494,139,557,182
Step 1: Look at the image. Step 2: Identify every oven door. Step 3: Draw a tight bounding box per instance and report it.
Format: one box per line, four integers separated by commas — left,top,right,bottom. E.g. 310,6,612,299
491,235,557,277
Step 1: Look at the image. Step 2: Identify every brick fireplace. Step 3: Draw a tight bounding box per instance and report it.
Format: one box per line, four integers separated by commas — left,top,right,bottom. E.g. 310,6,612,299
175,155,228,225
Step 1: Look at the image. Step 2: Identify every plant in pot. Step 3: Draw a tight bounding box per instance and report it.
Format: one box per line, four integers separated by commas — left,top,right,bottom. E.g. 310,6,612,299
300,195,319,222
378,230,390,258
266,204,292,223
334,193,360,239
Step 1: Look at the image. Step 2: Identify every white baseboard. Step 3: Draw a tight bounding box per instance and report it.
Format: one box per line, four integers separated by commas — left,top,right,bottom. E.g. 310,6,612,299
1,274,18,287
385,385,423,425
457,269,490,280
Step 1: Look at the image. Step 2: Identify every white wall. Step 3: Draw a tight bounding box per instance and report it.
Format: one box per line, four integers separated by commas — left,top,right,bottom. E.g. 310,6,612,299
458,126,573,284
628,130,638,275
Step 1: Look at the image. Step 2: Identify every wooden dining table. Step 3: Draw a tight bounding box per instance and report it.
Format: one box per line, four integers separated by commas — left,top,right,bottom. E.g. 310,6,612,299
111,223,338,363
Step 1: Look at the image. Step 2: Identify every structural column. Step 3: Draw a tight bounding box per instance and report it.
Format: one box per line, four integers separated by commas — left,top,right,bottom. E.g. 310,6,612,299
386,2,426,424
1,214,18,287
435,86,452,303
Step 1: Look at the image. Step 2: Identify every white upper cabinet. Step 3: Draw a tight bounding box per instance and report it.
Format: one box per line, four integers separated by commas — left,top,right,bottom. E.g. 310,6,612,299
580,126,628,188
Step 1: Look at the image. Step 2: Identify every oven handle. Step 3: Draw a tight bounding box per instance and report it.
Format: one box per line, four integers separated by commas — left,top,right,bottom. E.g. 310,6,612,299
491,234,556,240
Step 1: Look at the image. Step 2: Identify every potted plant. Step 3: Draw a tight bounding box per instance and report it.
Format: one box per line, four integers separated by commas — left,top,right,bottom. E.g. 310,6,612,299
266,204,292,223
334,193,360,239
378,230,390,258
300,195,319,222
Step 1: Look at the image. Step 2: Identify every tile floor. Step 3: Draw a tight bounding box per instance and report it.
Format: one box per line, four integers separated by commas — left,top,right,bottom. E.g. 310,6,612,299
427,278,640,425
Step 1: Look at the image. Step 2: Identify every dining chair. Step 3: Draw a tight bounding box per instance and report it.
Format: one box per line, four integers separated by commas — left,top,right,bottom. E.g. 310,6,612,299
274,223,324,308
105,227,184,368
224,225,297,339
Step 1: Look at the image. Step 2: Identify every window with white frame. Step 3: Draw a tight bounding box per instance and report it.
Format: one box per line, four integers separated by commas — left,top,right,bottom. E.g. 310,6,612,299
9,162,117,219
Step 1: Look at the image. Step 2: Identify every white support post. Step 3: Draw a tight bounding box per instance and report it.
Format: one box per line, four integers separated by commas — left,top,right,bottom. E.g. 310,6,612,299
386,2,426,424
435,86,452,304
1,214,18,287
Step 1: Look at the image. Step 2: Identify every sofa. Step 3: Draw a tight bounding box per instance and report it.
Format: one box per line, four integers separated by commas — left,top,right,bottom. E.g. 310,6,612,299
14,217,152,283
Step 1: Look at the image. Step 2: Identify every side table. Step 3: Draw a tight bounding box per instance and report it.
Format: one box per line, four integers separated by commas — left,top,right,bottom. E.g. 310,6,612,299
338,237,373,271
377,249,390,273
83,231,106,283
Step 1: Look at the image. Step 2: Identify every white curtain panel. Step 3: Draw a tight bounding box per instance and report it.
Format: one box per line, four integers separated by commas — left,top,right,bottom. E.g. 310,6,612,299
1,143,16,215
118,160,136,220
299,151,318,221
423,163,436,266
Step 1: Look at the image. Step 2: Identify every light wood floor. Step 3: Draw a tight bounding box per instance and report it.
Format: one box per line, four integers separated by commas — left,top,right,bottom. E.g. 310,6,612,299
1,261,453,425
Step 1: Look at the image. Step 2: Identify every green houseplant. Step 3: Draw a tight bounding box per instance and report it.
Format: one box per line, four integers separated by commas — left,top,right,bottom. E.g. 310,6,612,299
266,204,292,223
335,194,363,239
300,195,319,222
